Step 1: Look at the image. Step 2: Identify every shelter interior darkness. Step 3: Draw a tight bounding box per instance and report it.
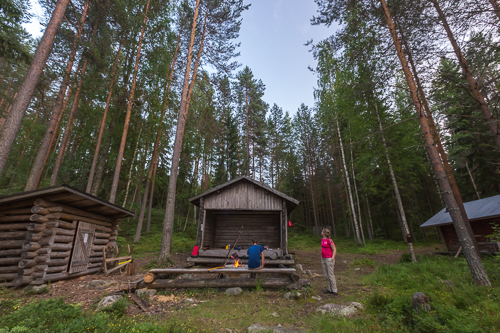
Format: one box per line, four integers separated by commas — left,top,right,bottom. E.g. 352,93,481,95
202,210,281,249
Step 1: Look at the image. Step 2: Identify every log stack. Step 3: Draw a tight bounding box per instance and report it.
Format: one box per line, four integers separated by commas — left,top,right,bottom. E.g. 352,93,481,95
0,186,132,287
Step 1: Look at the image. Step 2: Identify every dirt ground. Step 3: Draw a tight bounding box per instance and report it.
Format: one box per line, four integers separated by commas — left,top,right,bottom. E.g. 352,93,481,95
3,244,440,319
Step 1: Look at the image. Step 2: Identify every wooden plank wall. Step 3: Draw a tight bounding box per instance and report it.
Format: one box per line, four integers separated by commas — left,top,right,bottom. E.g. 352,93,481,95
204,180,283,211
212,213,281,249
440,218,500,252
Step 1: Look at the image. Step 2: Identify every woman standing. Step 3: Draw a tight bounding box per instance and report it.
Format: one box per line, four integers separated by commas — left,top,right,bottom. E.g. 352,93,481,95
321,228,338,295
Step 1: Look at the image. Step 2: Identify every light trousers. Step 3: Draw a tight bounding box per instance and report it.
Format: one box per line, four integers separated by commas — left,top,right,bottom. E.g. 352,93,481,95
321,257,337,293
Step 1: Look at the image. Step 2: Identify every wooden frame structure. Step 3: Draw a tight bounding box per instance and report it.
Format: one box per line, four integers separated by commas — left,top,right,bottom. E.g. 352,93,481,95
188,176,299,264
0,185,133,286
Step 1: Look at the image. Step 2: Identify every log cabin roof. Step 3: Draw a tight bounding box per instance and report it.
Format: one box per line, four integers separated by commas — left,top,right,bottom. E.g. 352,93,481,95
189,176,300,211
0,184,134,219
420,194,500,228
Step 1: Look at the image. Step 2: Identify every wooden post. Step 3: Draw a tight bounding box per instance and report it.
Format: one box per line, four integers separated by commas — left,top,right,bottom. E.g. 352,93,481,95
196,197,204,246
282,201,287,254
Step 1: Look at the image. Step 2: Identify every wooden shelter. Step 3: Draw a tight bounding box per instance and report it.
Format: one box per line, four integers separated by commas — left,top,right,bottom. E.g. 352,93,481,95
0,185,133,287
420,194,500,253
188,176,299,265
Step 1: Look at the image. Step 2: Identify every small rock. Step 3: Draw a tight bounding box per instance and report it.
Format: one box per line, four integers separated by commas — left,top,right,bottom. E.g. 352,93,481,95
354,268,361,271
295,264,303,274
86,280,116,290
225,287,243,295
135,289,157,298
25,284,49,294
311,296,322,301
412,292,430,313
286,284,300,291
247,323,306,333
182,274,194,279
284,291,302,300
97,295,122,311
226,329,233,333
316,303,361,317
350,302,364,310
342,260,348,264
184,298,196,304
271,312,279,317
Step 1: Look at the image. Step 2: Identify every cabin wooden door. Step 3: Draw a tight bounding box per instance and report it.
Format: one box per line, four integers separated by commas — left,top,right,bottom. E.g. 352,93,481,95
68,221,95,274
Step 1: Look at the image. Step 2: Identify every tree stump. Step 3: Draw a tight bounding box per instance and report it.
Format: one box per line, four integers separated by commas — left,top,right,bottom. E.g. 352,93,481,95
412,292,430,313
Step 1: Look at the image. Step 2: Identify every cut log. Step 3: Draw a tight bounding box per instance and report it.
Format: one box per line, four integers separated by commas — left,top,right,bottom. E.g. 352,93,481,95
50,251,71,258
53,228,75,236
0,231,28,239
33,272,46,279
29,214,49,223
45,221,60,228
18,268,34,276
22,242,41,251
88,262,102,268
52,243,72,251
47,259,69,266
92,245,105,251
35,255,50,263
41,229,57,237
43,267,100,283
25,233,42,241
90,251,103,257
45,213,112,227
148,268,296,275
89,257,103,263
0,239,26,249
46,265,67,273
109,236,117,241
31,206,52,215
0,273,19,281
52,220,75,230
34,199,116,224
13,276,33,286
34,265,48,272
0,249,26,257
54,235,73,243
290,273,300,283
95,225,112,233
18,259,36,268
93,238,109,245
38,237,55,247
95,232,110,238
27,224,45,232
144,272,156,284
137,278,311,290
0,223,30,231
21,252,38,259
0,257,23,265
0,215,31,222
1,208,33,215
38,248,52,255
0,265,20,273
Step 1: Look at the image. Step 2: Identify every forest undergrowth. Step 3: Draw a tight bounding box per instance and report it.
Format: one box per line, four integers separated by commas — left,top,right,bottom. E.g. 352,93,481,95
1,221,499,332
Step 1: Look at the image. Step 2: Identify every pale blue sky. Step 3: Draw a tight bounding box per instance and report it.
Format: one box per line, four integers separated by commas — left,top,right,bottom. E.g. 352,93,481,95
24,0,336,115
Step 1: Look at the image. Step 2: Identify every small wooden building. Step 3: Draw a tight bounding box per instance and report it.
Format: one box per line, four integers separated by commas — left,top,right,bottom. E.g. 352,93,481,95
0,185,133,287
420,194,500,253
188,176,299,264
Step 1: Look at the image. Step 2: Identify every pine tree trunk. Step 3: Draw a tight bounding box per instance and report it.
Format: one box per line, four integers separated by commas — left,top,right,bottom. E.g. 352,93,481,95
364,192,374,240
146,158,158,232
431,0,500,150
122,127,142,207
0,78,14,111
24,1,89,190
350,139,365,245
0,91,16,131
86,42,122,192
245,86,250,176
109,0,151,204
336,118,361,245
381,0,490,285
159,0,201,260
374,102,415,261
50,57,89,185
326,174,337,238
0,0,71,177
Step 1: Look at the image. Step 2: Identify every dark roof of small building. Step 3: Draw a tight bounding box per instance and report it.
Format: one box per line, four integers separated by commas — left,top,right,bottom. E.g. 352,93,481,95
0,184,134,219
420,194,500,228
189,175,300,208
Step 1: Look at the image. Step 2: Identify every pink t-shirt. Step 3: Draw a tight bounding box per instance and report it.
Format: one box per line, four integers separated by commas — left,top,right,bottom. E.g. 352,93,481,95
321,238,334,258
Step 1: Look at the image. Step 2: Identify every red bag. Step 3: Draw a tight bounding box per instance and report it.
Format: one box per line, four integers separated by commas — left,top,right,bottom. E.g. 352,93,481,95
287,220,293,227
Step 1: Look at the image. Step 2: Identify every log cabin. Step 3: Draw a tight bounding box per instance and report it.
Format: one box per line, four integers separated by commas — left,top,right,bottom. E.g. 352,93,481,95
187,176,299,265
0,184,133,287
420,194,500,253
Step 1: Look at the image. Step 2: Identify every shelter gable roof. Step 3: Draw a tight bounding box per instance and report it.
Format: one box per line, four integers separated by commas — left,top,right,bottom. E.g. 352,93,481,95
0,184,134,219
189,176,299,208
420,194,500,228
